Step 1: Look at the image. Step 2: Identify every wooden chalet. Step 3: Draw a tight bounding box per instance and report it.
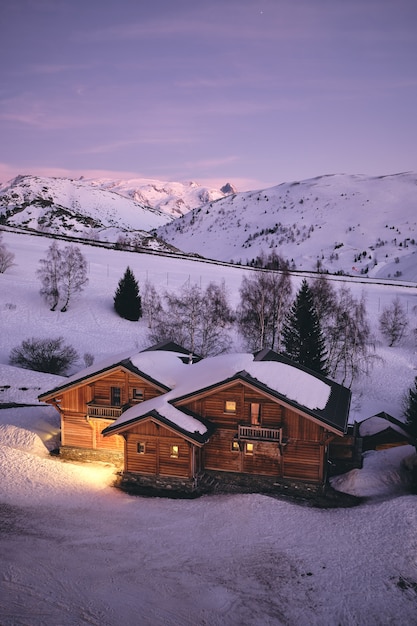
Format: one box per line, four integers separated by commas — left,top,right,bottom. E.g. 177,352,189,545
359,412,415,451
39,343,353,495
38,341,198,464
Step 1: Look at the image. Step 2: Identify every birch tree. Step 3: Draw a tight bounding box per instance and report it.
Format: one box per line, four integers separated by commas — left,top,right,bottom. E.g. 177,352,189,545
37,242,88,312
237,267,292,352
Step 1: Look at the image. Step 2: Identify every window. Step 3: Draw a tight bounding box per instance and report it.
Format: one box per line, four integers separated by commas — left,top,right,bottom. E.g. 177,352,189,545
133,388,144,401
224,400,237,414
231,440,240,452
250,403,261,425
245,442,254,455
170,444,179,458
111,387,121,406
137,442,146,454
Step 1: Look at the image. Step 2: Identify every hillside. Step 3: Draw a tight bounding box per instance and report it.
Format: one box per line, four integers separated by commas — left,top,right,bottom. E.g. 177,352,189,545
157,172,417,280
1,172,417,280
1,229,417,624
0,175,234,249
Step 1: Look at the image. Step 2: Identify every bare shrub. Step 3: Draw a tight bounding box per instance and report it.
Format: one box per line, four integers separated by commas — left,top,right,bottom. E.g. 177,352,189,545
9,337,79,375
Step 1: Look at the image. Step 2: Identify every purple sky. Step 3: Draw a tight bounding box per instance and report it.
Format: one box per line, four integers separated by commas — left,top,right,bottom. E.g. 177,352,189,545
1,0,417,190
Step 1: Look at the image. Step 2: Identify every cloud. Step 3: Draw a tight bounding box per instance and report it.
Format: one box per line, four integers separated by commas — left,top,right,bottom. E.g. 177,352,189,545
0,163,145,184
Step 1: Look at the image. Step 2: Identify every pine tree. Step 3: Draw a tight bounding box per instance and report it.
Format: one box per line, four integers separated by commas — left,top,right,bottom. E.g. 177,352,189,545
404,376,417,439
114,267,142,321
281,279,328,375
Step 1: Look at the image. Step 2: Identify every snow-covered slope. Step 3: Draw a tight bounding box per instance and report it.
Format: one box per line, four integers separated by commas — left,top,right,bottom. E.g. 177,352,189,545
157,172,417,279
0,174,173,246
87,177,236,217
2,172,417,280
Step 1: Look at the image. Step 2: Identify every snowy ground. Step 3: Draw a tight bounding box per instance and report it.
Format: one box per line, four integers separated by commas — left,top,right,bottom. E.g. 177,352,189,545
1,230,417,624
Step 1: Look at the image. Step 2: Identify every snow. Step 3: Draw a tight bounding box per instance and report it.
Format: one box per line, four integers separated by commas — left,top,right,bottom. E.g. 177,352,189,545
158,171,417,278
359,415,410,438
108,353,331,437
1,228,417,624
1,399,416,625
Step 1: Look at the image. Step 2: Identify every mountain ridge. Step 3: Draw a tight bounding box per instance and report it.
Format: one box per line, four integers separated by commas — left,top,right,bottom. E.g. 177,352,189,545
1,171,416,281
157,171,417,281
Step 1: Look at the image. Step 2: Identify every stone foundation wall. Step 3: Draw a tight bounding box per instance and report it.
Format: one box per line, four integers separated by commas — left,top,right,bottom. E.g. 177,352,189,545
118,472,198,497
59,446,124,468
116,468,325,498
201,470,325,496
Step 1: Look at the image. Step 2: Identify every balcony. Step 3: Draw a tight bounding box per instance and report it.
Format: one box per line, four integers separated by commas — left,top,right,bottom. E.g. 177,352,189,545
87,403,129,419
238,425,281,442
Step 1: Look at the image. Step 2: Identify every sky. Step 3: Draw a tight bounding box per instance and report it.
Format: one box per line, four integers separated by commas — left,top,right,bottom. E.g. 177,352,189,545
1,0,417,191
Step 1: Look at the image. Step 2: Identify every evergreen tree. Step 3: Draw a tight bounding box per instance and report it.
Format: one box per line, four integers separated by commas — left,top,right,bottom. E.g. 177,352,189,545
404,376,417,439
114,267,142,321
281,279,328,375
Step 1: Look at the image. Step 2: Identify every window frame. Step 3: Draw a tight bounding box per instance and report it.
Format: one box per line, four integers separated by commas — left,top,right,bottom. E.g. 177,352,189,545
170,444,179,459
110,386,121,406
250,402,261,425
224,400,237,414
132,387,144,401
245,442,254,455
137,442,146,454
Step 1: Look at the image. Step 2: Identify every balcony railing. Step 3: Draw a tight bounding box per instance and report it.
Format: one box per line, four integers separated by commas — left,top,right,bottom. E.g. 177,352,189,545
238,425,281,442
87,403,129,419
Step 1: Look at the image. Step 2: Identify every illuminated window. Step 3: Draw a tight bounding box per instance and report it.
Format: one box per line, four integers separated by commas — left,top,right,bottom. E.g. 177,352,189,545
225,400,237,414
231,440,240,452
137,442,146,454
170,444,179,458
133,388,144,401
245,442,254,455
250,403,261,425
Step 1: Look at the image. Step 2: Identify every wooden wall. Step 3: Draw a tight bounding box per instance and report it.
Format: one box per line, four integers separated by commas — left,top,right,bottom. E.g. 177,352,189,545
62,413,124,451
51,367,165,453
124,420,196,478
179,381,328,483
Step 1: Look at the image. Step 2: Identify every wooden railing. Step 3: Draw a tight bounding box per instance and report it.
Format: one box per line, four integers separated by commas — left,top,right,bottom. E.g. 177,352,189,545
87,403,129,419
238,425,281,442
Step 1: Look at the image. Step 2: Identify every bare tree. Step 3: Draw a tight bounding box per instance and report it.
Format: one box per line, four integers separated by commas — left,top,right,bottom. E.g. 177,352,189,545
379,297,409,346
142,279,162,329
237,267,292,352
37,242,88,312
149,280,234,356
0,231,15,273
37,241,62,310
59,245,88,312
327,287,375,386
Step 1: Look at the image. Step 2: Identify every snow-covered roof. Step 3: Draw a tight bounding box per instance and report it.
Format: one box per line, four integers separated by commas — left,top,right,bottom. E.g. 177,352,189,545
39,347,190,399
104,351,349,438
359,413,410,439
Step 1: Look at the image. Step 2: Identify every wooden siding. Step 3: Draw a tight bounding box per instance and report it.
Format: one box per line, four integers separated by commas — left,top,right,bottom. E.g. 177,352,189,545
282,441,324,482
61,414,124,451
124,420,195,478
179,381,327,482
203,429,282,476
62,413,93,448
48,368,167,454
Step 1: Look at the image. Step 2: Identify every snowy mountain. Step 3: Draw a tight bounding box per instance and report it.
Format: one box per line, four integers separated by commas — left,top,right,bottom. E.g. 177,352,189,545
157,172,417,281
0,174,174,248
86,177,236,217
0,174,235,251
1,172,417,280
